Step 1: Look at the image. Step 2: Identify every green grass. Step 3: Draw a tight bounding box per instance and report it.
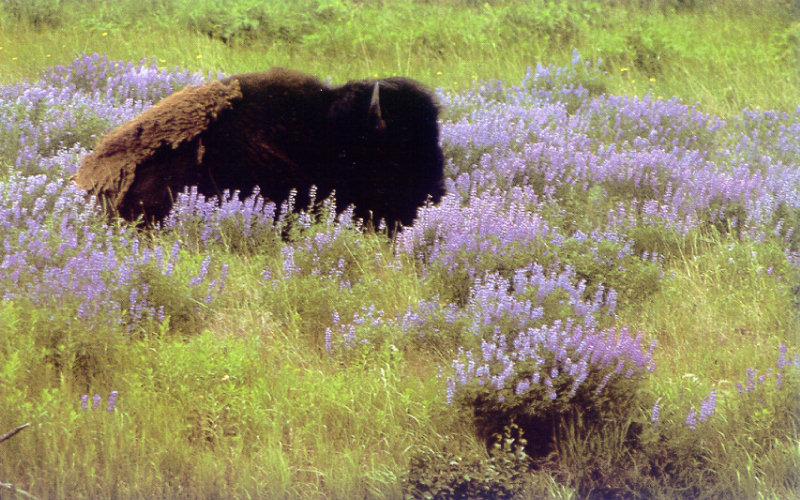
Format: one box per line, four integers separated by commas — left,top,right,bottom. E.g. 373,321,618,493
626,238,798,378
622,237,800,497
0,0,798,114
0,245,469,498
2,227,797,497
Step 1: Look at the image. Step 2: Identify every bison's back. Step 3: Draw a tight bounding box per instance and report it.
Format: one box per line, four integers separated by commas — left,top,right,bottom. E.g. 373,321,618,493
200,69,337,209
75,80,244,220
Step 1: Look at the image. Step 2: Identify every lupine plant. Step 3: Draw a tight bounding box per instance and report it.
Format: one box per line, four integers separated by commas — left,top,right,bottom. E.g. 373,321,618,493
0,56,232,376
0,171,228,335
80,390,119,412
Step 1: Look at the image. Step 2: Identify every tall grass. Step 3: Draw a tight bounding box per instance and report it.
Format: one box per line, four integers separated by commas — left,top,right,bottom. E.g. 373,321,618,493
0,0,797,113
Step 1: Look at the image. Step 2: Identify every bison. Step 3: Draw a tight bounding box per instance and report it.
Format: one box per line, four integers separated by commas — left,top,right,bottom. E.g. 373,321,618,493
74,68,446,232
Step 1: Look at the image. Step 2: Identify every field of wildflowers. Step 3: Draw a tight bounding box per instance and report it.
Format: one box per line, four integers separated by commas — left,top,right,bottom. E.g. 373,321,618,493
0,52,798,497
2,0,798,115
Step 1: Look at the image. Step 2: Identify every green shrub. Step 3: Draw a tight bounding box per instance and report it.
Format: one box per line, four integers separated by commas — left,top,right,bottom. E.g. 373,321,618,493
772,21,800,65
548,414,658,498
466,369,644,459
519,50,610,113
499,1,602,48
636,369,800,497
641,0,699,12
625,24,674,76
557,236,663,307
147,331,265,446
0,300,125,391
185,3,271,45
1,0,62,29
314,0,350,22
403,425,531,500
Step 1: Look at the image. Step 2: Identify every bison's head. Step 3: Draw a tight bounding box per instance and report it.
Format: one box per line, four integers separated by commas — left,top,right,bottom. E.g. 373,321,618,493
327,77,445,229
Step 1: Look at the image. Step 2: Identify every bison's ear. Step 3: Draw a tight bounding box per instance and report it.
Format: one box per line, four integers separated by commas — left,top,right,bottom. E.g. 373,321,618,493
368,82,387,132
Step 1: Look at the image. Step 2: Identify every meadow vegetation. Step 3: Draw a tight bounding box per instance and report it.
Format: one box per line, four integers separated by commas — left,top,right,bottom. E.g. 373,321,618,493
0,0,798,114
0,1,799,498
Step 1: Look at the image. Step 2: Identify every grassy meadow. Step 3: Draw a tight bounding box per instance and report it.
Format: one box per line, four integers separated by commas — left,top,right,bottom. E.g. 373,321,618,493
0,0,799,498
1,0,799,114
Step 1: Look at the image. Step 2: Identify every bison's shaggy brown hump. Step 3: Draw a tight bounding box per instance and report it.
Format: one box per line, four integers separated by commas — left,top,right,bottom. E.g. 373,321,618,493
74,79,243,211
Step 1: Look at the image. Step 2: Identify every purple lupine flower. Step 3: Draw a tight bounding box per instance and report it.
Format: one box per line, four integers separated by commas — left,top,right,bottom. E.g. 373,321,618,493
773,343,791,388
651,399,661,424
165,241,180,276
777,344,788,371
746,368,757,393
92,394,102,410
205,282,217,305
190,256,211,287
324,327,333,353
571,49,582,67
107,391,119,412
81,394,89,410
344,325,357,349
699,390,717,423
686,408,698,431
515,378,531,395
446,378,457,405
282,247,298,277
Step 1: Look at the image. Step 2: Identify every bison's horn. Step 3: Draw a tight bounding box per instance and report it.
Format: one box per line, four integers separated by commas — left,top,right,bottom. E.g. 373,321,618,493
369,81,386,131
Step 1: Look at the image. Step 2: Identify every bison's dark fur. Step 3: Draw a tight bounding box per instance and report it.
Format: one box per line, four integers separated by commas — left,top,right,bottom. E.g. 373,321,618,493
75,68,446,231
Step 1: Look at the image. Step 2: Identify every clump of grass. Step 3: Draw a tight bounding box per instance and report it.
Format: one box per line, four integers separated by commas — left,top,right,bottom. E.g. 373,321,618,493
2,0,62,29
